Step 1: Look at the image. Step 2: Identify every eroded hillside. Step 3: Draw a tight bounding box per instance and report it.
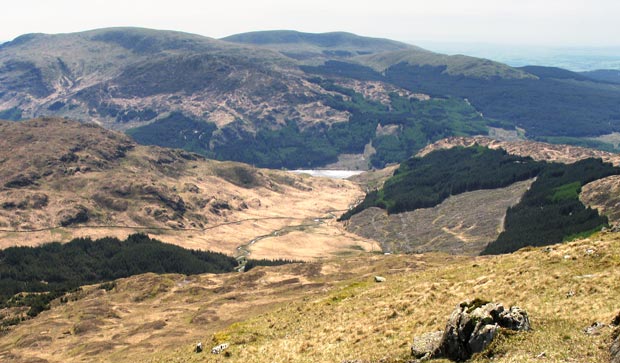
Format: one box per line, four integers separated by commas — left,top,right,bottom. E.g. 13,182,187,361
419,136,620,227
343,140,620,255
346,180,533,255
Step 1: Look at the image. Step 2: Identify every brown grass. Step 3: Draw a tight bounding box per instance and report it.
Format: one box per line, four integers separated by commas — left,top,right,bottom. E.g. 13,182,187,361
158,233,619,363
2,232,619,362
0,118,373,261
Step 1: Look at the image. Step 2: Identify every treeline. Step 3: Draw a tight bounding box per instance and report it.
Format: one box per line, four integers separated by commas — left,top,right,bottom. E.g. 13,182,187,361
482,158,620,254
127,79,494,169
0,233,298,319
340,146,543,220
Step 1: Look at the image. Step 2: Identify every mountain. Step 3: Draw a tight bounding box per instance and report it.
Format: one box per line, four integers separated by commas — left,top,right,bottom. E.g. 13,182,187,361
0,27,295,126
0,117,377,260
2,28,620,170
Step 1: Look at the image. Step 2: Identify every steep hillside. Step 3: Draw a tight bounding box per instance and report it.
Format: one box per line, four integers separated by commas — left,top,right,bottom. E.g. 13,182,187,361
1,232,619,362
0,27,311,130
1,27,459,169
418,136,620,228
0,118,378,260
344,143,620,254
346,180,533,255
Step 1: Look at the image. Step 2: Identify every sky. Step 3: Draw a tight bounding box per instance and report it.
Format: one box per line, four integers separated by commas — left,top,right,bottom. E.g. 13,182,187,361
1,0,619,47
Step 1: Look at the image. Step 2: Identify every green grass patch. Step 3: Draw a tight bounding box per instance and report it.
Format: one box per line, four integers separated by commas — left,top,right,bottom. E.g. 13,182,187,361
550,182,581,202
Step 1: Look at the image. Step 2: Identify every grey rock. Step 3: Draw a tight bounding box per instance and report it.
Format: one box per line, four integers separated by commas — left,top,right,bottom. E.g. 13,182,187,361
432,300,530,361
583,321,607,335
411,330,443,360
374,276,386,283
613,330,620,363
497,306,531,331
195,342,203,353
211,342,229,354
467,323,498,354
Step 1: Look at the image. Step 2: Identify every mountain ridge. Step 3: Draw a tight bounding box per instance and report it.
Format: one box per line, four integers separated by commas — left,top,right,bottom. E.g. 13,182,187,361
2,27,620,170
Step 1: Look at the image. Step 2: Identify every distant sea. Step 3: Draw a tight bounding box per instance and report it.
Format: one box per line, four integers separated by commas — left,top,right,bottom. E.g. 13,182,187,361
414,42,620,72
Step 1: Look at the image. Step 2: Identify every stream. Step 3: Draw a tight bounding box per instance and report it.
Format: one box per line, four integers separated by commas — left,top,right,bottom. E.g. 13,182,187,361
234,212,337,271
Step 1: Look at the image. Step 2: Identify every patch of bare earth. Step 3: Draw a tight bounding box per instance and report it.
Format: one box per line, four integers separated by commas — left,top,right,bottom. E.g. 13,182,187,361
581,175,620,225
345,179,533,255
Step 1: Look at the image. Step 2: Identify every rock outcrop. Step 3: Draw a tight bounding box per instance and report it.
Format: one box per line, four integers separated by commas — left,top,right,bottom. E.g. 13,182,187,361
412,299,530,362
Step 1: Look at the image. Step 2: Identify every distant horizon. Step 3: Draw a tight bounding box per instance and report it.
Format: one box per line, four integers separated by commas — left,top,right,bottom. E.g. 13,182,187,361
1,0,620,47
2,27,618,72
3,26,620,50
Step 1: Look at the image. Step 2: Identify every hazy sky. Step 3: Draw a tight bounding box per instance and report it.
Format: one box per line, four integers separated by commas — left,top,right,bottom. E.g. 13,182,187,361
1,0,619,47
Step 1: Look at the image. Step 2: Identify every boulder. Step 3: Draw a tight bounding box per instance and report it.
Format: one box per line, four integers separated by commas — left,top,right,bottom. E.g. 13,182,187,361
211,343,229,354
583,322,607,336
374,276,386,283
430,299,530,361
195,342,203,353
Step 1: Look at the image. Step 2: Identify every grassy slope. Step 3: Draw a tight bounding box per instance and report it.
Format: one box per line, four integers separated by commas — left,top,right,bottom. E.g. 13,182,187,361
152,232,617,362
214,235,619,362
355,48,534,79
581,69,620,84
3,232,619,362
222,30,412,49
